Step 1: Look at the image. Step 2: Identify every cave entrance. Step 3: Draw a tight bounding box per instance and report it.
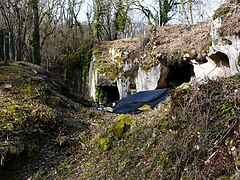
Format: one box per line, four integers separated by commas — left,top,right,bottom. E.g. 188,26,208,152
167,62,194,89
97,86,119,105
209,52,230,67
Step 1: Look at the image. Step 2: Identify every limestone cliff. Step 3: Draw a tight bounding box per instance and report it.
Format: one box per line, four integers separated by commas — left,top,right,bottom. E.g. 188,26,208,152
89,2,240,103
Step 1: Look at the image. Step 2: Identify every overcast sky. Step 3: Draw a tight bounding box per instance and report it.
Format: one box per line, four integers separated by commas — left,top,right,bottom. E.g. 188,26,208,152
79,0,225,24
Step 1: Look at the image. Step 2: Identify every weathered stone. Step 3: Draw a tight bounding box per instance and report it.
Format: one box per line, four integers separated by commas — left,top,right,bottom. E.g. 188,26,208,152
117,77,130,99
3,84,12,91
192,17,240,82
136,65,161,91
191,57,231,83
210,18,240,75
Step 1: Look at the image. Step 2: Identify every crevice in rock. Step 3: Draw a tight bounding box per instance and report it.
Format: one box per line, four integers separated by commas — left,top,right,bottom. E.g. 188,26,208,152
130,83,136,90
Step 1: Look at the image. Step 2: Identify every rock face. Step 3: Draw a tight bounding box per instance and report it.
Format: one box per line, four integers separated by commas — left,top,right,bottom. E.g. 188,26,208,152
89,5,240,103
89,43,191,102
191,56,232,83
117,77,130,100
88,61,96,99
136,65,161,91
192,3,240,82
210,18,240,74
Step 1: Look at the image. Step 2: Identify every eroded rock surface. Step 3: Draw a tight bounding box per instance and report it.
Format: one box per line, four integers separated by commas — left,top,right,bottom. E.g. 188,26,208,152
89,3,240,103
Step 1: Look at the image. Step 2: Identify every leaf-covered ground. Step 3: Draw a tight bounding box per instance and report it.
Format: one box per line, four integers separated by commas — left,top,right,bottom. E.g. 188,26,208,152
0,62,240,179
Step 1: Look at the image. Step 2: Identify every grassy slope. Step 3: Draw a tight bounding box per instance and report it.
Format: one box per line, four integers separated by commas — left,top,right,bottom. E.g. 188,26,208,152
0,62,240,179
74,77,240,179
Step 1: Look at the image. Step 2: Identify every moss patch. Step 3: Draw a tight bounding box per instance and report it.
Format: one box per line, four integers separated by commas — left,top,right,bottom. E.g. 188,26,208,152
92,49,101,59
93,49,124,81
161,52,184,66
109,114,135,139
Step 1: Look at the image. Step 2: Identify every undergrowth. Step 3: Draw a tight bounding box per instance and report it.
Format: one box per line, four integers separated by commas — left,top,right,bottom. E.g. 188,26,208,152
74,76,240,179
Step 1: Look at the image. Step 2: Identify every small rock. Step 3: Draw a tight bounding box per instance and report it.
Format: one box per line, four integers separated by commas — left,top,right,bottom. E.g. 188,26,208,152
3,84,12,90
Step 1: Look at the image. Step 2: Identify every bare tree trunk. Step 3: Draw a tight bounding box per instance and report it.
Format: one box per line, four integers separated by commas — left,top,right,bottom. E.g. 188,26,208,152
8,29,14,61
188,0,193,24
177,4,180,24
158,0,161,26
180,0,190,24
32,0,41,65
16,22,22,61
3,29,7,64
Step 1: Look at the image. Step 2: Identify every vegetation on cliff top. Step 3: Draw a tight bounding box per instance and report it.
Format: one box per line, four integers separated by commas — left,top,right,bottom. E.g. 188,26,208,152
217,2,240,36
92,23,210,77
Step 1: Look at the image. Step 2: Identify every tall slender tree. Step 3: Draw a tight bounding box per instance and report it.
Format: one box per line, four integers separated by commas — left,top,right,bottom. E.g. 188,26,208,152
179,0,194,24
31,0,41,65
114,0,130,39
93,0,104,41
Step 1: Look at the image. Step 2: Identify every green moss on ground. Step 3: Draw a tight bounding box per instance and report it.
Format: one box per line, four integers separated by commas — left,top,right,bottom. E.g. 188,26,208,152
109,114,135,139
1,62,240,180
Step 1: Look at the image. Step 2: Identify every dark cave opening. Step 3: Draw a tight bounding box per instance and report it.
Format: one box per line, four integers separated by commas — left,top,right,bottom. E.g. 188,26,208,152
98,86,119,104
209,52,230,67
167,62,194,89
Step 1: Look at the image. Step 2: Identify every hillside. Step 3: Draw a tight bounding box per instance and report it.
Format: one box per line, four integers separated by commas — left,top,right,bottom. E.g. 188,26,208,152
76,76,240,179
0,62,240,179
0,62,117,179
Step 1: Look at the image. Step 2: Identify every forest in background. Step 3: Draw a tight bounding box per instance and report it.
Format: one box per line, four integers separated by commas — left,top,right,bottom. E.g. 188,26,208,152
0,0,220,95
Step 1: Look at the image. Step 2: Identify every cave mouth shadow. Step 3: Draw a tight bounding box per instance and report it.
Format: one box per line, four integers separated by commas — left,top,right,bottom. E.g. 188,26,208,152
98,85,119,105
209,51,230,67
166,62,194,89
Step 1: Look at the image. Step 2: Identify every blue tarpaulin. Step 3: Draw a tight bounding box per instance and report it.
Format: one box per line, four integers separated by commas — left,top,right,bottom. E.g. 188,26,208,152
113,88,169,114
